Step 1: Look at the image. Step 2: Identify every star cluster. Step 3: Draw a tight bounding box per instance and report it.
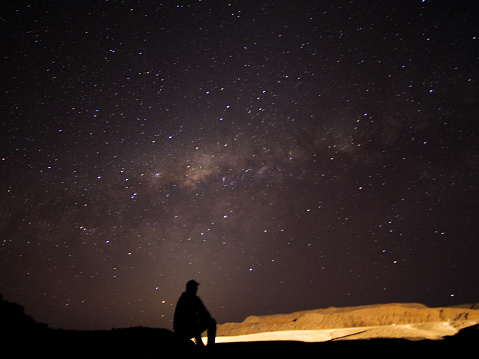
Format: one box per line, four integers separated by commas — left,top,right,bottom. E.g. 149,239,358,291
1,1,478,330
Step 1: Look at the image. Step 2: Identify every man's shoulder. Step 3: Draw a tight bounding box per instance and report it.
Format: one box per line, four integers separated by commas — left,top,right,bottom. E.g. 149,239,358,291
178,292,198,302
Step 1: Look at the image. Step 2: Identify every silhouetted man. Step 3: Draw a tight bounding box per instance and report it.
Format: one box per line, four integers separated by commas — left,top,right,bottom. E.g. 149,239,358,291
173,280,216,347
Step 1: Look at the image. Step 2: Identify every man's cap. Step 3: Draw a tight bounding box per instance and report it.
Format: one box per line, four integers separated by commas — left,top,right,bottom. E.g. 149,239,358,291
186,279,199,288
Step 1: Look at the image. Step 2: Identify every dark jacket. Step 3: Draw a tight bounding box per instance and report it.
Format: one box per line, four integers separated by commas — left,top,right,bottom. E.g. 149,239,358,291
173,292,211,337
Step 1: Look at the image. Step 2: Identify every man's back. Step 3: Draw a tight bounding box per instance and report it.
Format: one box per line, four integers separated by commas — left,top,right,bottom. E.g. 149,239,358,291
174,292,202,331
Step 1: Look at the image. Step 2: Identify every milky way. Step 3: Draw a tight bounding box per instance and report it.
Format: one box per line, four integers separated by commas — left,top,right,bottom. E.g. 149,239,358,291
1,1,478,330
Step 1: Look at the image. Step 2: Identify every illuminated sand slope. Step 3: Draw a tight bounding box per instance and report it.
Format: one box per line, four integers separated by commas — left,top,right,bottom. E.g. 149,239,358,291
215,303,479,343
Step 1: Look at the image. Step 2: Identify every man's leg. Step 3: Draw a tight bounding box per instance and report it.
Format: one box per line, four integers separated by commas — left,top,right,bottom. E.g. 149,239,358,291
207,318,216,347
194,333,205,347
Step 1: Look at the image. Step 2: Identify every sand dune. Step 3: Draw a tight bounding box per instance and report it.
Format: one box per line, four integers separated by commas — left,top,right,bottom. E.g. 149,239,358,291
216,303,479,342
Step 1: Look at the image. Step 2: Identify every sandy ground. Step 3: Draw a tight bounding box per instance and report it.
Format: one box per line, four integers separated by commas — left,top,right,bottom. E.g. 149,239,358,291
214,328,369,343
210,320,479,344
212,302,479,344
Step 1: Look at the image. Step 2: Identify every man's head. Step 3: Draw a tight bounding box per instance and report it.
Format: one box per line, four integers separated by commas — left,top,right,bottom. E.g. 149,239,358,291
186,279,199,294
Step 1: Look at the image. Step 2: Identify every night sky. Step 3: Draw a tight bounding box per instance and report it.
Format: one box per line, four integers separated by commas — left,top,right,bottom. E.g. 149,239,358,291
1,0,478,331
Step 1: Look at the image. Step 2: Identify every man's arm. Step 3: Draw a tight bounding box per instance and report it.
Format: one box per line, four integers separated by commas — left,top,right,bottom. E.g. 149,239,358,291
195,296,211,320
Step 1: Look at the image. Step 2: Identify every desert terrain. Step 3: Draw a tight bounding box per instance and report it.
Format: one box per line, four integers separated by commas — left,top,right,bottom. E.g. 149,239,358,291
215,302,479,342
2,296,478,358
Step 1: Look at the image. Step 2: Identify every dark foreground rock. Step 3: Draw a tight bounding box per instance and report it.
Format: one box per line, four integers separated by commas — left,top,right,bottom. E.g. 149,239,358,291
3,324,477,358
